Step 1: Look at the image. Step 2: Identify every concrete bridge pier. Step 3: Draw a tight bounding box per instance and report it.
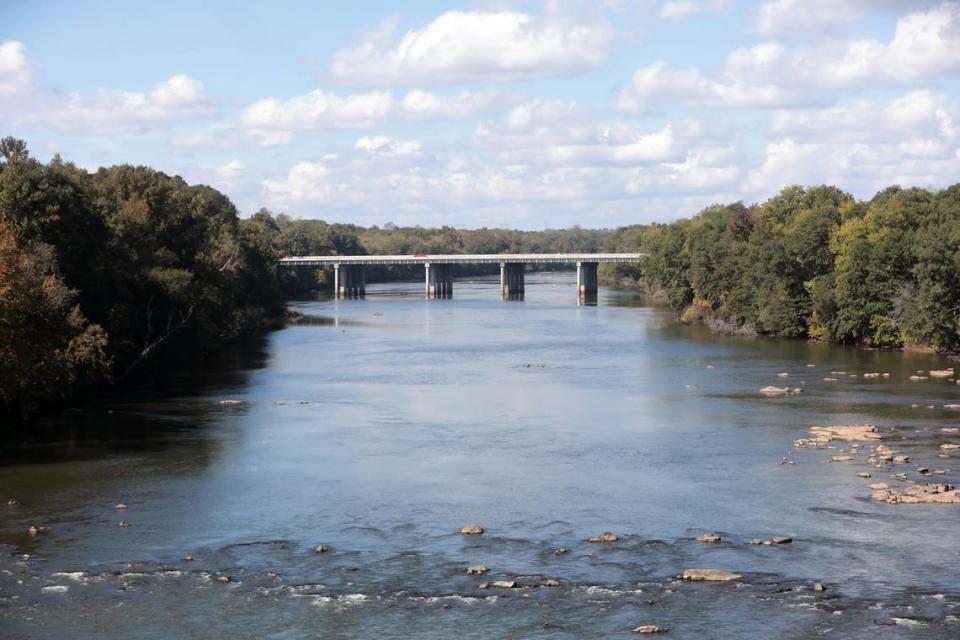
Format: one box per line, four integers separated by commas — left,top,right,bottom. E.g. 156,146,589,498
335,264,365,299
425,263,453,298
500,262,525,299
577,261,598,300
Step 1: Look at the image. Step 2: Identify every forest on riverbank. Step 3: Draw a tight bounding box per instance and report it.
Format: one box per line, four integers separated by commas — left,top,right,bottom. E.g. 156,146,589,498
3,136,959,417
606,183,960,353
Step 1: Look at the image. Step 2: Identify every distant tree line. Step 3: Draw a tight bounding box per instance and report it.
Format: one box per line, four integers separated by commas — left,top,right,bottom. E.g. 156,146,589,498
605,184,960,352
3,134,959,417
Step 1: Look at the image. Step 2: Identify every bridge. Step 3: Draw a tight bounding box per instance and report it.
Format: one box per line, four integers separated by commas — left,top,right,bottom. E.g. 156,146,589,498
279,253,644,300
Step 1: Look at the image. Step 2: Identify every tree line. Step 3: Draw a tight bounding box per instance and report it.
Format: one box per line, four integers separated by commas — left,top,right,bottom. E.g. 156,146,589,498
606,183,960,352
3,135,959,417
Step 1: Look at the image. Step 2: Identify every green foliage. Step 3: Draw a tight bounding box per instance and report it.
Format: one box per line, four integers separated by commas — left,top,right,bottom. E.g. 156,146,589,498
616,183,960,350
0,139,282,417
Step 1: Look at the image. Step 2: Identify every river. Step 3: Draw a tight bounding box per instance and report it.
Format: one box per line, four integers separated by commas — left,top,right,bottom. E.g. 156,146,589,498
2,273,960,639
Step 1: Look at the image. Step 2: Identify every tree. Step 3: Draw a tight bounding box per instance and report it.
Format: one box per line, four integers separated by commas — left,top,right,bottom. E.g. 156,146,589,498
0,221,110,417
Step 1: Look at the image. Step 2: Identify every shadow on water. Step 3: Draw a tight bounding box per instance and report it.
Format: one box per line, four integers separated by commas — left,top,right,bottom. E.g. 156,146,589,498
0,335,272,465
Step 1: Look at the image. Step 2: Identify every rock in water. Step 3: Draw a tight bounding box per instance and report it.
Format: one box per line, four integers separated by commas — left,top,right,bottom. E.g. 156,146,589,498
313,544,330,554
588,531,618,543
759,386,802,396
466,564,488,575
632,625,669,634
489,580,517,589
813,583,827,592
770,536,792,544
696,533,722,543
872,483,960,504
680,568,741,582
460,524,484,535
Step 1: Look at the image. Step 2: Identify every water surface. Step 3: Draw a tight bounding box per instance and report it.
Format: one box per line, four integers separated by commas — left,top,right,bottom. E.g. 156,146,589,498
3,273,960,638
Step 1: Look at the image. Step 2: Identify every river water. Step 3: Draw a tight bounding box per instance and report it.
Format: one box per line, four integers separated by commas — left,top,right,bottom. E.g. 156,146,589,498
2,273,960,639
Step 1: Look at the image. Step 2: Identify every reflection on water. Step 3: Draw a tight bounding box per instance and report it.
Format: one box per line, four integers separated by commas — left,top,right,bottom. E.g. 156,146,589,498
2,272,960,639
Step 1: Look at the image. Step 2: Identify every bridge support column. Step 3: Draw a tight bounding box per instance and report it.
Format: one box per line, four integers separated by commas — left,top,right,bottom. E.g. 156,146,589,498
501,262,525,299
337,264,365,298
577,261,598,300
425,263,453,299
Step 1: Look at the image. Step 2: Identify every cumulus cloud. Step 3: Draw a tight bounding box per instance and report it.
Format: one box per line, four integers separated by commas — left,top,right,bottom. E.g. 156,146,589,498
354,135,423,156
329,11,613,84
239,88,499,143
659,1,729,20
0,41,30,96
263,161,335,203
30,75,217,134
618,3,960,113
0,41,216,135
754,0,928,36
771,90,959,142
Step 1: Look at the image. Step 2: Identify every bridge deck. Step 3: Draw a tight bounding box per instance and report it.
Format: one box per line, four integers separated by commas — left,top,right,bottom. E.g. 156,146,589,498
280,253,643,266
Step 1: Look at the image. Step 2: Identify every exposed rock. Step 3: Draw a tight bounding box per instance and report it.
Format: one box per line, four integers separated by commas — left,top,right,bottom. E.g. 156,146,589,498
872,483,960,504
831,455,854,462
858,472,872,478
115,503,127,510
813,582,827,592
777,372,789,377
759,386,803,396
696,533,721,543
466,564,488,575
117,520,131,527
945,404,960,410
823,377,838,382
460,524,484,535
868,482,889,490
553,547,568,555
488,580,517,589
893,472,908,481
219,399,245,406
679,568,741,582
941,444,960,451
809,425,882,443
917,467,930,475
589,531,618,543
313,544,330,554
632,625,669,634
893,455,910,464
748,539,763,545
929,370,954,378
215,575,231,583
541,579,561,587
770,536,792,545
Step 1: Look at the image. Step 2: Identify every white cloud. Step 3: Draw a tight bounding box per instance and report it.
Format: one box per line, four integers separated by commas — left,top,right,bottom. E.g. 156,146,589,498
771,90,959,142
238,88,499,143
744,134,960,199
329,11,613,84
617,3,960,113
659,1,729,20
0,42,216,135
354,135,423,156
754,0,927,36
263,161,335,202
543,124,677,165
0,40,29,96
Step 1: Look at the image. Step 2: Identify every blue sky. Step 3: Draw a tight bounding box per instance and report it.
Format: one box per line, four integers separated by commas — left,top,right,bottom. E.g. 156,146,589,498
1,1,958,229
